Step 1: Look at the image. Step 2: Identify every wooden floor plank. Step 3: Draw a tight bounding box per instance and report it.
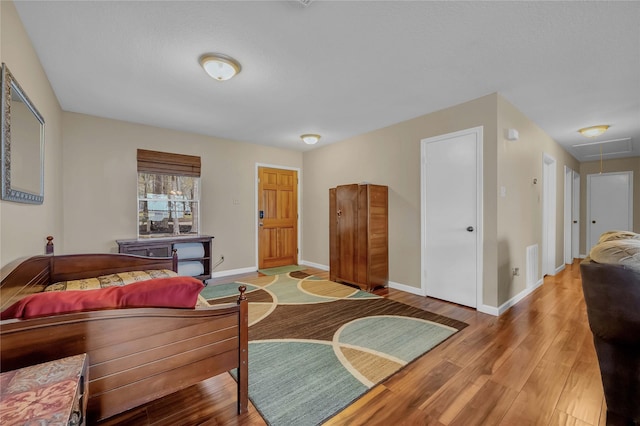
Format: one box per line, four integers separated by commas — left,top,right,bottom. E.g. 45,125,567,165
549,410,597,426
383,358,462,412
448,380,518,426
554,332,605,425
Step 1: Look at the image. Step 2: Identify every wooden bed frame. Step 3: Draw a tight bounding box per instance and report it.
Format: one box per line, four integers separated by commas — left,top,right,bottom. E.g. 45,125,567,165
0,252,248,423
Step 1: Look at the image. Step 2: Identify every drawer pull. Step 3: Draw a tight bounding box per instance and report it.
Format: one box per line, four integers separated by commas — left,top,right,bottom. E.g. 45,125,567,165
69,410,82,426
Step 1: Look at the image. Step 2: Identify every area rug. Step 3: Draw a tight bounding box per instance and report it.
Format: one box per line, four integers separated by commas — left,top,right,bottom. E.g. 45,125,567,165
205,272,467,426
257,264,306,276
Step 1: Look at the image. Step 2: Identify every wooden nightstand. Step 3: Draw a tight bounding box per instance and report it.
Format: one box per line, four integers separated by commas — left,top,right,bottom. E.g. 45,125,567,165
117,235,213,281
0,353,88,426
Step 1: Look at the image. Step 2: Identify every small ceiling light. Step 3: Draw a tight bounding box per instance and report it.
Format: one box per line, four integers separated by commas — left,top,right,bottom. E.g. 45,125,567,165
301,134,321,145
578,125,609,138
199,53,241,81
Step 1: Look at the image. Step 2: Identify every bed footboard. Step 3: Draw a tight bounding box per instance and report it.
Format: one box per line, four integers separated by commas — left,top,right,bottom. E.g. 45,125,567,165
0,294,248,422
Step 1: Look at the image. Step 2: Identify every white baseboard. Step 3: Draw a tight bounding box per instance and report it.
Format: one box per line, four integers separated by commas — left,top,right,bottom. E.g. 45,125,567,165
300,260,328,270
388,282,499,316
210,260,327,281
388,280,426,296
477,304,500,316
555,264,566,274
209,266,257,279
495,278,544,316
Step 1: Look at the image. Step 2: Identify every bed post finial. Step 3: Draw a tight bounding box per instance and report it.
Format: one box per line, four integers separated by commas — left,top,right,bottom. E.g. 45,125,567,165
171,249,178,272
45,236,54,255
237,285,247,304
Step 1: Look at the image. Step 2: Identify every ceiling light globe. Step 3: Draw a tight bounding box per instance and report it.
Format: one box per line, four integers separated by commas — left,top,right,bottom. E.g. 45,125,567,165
301,134,320,145
578,125,609,138
200,54,241,81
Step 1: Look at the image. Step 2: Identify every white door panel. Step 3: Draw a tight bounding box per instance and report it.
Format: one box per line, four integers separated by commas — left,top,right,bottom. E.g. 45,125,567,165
572,172,580,259
422,128,481,308
587,172,633,251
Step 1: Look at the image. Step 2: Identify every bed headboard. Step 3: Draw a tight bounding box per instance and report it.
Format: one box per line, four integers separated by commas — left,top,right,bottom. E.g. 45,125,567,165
0,256,50,311
1,252,178,311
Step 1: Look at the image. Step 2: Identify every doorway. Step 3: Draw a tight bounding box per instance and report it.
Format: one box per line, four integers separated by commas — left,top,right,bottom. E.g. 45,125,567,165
257,166,299,269
542,153,557,276
572,172,580,259
563,167,580,264
420,126,483,309
586,171,633,251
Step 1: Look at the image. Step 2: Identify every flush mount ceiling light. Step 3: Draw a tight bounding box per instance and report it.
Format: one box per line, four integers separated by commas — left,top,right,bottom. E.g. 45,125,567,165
578,125,610,138
301,134,321,145
199,53,241,81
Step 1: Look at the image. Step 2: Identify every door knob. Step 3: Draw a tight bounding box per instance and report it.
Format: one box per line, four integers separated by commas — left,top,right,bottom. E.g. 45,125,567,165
573,220,578,224
466,226,474,232
592,220,596,224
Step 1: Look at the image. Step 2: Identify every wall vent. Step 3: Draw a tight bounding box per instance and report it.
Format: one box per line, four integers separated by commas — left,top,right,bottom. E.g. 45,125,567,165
526,244,539,288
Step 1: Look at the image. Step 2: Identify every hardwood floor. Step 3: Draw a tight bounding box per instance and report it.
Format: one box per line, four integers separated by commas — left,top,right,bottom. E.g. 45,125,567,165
99,260,605,426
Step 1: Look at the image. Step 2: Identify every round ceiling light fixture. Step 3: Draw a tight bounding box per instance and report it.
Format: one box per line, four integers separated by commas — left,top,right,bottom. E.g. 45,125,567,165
301,134,321,145
578,125,609,138
199,53,241,81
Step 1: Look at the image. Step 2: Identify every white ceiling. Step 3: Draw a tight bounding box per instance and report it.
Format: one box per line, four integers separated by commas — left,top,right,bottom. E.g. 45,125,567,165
13,0,640,161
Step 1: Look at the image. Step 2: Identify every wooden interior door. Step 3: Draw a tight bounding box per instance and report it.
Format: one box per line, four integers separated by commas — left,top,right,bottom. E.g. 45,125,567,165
258,167,298,269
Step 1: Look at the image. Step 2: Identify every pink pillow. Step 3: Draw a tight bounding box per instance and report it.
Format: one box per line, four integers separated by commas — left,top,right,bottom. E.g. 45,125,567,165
1,276,204,320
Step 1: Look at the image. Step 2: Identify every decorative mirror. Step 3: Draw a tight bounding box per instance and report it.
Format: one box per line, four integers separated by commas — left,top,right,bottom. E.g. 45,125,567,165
1,63,45,204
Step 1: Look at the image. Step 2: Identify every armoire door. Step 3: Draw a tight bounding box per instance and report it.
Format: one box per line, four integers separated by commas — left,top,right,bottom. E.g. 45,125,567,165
335,184,359,283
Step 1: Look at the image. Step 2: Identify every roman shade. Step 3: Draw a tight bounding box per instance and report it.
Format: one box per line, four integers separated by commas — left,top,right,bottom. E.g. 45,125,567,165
137,149,201,177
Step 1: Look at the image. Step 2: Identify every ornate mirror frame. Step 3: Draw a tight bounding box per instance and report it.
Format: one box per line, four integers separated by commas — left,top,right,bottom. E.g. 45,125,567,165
1,63,45,204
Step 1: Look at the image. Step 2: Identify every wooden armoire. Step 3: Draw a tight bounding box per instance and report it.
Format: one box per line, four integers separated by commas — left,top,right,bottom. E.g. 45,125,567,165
329,184,388,292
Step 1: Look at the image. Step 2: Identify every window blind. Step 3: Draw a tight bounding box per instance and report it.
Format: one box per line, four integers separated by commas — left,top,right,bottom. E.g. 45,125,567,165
137,149,201,177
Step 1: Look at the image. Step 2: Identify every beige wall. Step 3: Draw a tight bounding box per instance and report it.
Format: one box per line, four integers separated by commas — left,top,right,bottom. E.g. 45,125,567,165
0,0,63,272
302,94,500,306
302,94,579,309
496,95,579,304
579,157,640,254
61,112,302,271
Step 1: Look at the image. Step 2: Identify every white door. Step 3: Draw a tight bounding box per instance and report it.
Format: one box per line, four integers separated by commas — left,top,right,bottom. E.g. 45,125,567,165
421,127,482,308
563,166,573,265
587,171,633,251
572,172,580,259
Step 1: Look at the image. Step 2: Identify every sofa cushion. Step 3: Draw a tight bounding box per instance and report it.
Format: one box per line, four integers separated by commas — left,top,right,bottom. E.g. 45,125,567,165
589,239,640,272
1,276,204,320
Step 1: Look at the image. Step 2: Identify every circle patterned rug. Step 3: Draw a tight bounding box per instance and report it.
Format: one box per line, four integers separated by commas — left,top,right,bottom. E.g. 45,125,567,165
204,273,467,426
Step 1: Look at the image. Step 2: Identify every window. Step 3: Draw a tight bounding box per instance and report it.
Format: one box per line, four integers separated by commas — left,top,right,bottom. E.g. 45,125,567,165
137,149,201,238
